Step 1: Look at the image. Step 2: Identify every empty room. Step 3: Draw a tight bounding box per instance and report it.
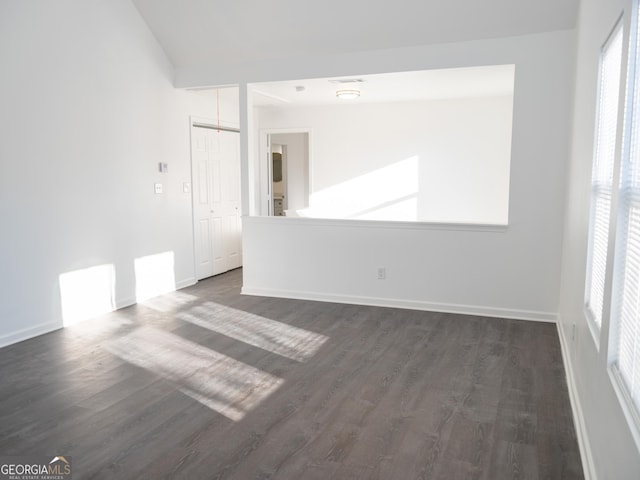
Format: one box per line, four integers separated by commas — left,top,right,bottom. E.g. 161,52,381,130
1,0,639,479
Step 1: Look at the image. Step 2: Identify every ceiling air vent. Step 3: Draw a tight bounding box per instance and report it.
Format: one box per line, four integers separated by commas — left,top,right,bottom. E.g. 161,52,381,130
329,78,365,84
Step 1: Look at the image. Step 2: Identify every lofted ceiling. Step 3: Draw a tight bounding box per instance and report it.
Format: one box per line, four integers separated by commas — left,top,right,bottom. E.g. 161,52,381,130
132,0,579,70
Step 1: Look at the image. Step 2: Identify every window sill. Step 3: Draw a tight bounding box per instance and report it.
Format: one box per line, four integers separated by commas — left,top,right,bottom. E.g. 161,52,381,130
583,304,602,352
246,215,508,233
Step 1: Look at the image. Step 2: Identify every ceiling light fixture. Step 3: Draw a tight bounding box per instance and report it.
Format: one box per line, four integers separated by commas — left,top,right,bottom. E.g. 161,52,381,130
336,89,360,99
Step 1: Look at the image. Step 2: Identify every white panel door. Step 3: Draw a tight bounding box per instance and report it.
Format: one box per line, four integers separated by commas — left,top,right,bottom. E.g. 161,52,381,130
191,126,241,280
215,129,242,271
192,129,214,279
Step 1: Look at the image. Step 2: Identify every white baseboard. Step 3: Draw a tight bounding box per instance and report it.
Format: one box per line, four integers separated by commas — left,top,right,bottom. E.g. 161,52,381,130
115,295,137,310
0,320,61,349
240,286,557,323
114,277,196,310
176,277,197,290
0,277,198,349
556,317,596,480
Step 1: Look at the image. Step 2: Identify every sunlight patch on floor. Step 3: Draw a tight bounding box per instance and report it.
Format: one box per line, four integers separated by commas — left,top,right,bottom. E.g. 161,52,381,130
141,291,200,313
178,301,329,362
105,326,283,421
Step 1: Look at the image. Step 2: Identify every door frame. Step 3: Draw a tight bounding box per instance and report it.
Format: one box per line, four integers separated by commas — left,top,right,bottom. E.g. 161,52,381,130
259,128,312,217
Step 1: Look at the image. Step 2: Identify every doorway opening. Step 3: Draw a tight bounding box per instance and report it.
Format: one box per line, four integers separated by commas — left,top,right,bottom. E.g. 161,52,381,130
271,144,287,216
264,131,310,217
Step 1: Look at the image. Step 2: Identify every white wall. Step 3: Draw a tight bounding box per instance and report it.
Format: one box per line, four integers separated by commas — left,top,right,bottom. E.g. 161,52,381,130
237,30,575,323
196,87,240,128
558,0,640,477
258,96,512,223
0,0,225,346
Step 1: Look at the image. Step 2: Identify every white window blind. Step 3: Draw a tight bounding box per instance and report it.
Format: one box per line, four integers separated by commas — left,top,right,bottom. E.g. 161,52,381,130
611,8,640,424
585,22,624,331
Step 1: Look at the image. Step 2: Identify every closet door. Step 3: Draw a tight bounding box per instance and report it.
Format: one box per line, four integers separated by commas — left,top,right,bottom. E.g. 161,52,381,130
192,126,241,280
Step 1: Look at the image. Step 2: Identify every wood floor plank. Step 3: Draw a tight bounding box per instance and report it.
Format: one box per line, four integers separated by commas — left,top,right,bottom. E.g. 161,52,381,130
0,268,583,479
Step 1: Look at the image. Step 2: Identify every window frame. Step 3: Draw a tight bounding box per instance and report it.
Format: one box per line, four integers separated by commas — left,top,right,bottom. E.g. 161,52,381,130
584,18,625,345
607,3,640,450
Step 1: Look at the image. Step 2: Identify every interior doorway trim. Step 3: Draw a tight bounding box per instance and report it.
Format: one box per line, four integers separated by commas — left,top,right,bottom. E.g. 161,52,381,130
259,128,312,217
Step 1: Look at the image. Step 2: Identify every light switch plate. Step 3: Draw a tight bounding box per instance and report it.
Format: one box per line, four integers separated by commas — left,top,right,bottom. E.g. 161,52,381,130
183,182,191,193
154,183,163,194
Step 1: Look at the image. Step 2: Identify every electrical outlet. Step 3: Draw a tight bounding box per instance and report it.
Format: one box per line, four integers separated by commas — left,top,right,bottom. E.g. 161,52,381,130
377,267,386,280
154,183,163,194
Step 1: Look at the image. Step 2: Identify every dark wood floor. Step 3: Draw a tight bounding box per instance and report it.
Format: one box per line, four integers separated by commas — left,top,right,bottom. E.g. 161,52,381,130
0,269,583,479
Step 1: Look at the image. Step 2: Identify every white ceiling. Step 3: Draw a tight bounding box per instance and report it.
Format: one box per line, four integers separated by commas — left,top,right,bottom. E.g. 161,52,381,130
132,0,579,70
249,65,516,107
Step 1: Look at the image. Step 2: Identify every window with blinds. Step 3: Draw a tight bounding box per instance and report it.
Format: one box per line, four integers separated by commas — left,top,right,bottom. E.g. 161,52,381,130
585,22,624,333
611,8,640,431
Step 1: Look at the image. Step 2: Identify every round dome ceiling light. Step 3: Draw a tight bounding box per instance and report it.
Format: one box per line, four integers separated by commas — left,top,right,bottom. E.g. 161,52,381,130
336,89,360,99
